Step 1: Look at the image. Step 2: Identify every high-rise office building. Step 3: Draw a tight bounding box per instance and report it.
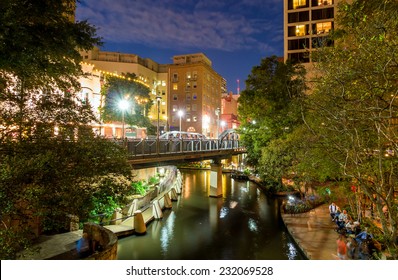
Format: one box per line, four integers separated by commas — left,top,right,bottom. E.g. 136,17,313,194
284,0,339,64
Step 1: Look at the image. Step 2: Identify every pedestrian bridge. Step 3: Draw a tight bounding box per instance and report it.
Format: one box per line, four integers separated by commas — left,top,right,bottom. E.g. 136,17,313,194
124,138,245,169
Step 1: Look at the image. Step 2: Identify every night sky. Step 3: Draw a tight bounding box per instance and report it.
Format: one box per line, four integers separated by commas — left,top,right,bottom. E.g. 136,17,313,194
75,0,284,93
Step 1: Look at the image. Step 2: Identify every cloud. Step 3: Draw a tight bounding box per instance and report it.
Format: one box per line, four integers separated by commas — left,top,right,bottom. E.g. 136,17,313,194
76,0,282,53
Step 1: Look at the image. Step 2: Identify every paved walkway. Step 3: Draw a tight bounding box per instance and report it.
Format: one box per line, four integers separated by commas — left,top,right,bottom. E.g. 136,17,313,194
281,204,339,260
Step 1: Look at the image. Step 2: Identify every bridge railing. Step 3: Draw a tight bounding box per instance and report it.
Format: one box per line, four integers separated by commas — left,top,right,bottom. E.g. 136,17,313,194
124,139,242,156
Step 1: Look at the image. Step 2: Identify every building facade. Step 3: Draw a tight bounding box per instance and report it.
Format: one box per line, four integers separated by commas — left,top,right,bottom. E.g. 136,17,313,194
221,92,240,131
284,0,339,64
168,53,226,138
80,48,168,135
80,49,226,138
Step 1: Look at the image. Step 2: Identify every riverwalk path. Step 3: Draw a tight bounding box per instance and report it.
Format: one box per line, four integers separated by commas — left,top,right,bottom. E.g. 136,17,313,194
281,204,339,260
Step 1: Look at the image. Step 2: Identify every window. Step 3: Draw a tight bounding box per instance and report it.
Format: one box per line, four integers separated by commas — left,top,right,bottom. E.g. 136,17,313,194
186,72,191,79
193,116,197,122
173,94,178,101
288,38,309,50
288,25,309,37
192,104,197,111
288,11,309,23
172,73,178,82
186,82,191,90
192,71,198,79
186,115,191,122
288,52,310,64
312,8,334,20
288,0,308,10
317,0,333,6
295,25,306,36
173,83,178,90
162,90,166,95
172,105,178,112
186,105,191,112
186,94,191,101
315,21,332,34
192,93,197,100
193,81,197,88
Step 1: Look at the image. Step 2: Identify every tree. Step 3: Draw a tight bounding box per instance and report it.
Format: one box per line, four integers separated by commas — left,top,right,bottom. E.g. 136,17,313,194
101,73,155,135
306,0,398,250
238,56,307,186
0,0,135,258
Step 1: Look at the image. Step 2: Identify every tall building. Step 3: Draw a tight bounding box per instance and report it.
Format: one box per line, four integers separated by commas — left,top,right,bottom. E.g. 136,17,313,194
284,0,339,64
168,53,226,137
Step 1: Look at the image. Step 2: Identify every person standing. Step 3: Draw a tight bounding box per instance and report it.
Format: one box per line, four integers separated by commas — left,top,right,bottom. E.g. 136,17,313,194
329,202,339,221
336,234,347,260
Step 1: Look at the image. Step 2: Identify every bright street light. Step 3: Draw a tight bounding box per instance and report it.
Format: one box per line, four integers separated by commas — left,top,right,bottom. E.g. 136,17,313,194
220,120,226,131
178,110,184,131
119,99,129,142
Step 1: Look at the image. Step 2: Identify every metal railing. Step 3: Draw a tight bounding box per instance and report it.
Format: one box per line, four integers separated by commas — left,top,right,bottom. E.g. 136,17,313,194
124,138,242,157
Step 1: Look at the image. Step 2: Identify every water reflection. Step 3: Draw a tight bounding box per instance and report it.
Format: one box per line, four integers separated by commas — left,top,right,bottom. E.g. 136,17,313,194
117,169,304,260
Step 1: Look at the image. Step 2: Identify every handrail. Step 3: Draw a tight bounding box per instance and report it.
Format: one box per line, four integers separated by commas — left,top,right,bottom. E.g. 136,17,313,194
123,138,243,157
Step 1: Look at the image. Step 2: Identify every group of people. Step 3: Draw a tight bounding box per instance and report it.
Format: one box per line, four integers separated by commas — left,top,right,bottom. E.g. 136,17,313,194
329,202,361,236
329,202,380,260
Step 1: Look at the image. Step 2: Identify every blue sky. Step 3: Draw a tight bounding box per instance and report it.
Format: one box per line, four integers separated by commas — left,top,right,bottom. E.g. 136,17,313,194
76,0,284,93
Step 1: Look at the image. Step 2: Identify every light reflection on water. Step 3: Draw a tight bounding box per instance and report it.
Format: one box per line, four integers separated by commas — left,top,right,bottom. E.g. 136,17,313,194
117,169,304,260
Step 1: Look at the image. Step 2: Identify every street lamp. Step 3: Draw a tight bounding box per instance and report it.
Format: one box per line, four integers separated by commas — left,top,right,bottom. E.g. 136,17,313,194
215,107,220,138
178,110,184,131
156,96,162,153
220,120,226,132
156,96,162,138
118,99,129,142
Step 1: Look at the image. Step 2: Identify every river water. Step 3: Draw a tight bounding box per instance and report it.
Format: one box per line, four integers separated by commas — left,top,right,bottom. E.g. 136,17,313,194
117,169,305,260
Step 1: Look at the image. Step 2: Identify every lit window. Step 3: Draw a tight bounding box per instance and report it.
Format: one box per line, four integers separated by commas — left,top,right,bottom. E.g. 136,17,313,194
172,105,177,112
296,25,306,36
318,0,332,6
316,22,332,34
186,105,191,112
173,84,178,90
293,0,306,9
186,72,191,79
193,116,197,122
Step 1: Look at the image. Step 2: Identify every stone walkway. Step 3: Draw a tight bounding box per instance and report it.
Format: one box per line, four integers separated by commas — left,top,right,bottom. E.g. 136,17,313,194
281,204,339,260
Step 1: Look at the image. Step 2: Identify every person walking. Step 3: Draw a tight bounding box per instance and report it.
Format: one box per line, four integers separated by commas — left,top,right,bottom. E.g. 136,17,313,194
336,234,347,260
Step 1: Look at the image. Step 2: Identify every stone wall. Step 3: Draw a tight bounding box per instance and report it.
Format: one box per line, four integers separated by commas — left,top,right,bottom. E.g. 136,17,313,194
82,222,118,260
